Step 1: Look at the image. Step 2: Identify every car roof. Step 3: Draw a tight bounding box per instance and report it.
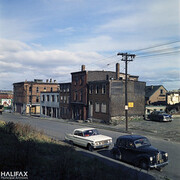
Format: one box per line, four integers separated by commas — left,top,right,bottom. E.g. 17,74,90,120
117,135,147,141
74,127,95,132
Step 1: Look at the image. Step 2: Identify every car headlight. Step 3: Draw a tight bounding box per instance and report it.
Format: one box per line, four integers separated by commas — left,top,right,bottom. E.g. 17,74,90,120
150,157,153,161
95,142,99,146
165,153,168,157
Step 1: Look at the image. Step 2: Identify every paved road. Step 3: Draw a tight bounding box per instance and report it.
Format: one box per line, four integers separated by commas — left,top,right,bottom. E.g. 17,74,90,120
0,113,180,180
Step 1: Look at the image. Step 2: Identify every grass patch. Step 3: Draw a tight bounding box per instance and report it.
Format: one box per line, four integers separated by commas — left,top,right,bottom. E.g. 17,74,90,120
0,120,147,180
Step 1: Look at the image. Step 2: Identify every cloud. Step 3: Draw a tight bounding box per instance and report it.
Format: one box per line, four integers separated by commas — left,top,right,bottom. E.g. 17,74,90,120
55,27,75,33
0,39,103,89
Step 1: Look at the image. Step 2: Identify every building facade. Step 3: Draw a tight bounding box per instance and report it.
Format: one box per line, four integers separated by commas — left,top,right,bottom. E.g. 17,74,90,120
40,91,59,118
71,65,88,120
13,79,59,115
166,90,180,105
0,90,13,110
59,83,72,119
70,64,145,123
145,85,167,105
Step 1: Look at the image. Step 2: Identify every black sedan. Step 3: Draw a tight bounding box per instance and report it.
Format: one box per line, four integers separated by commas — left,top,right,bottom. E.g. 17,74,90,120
111,135,168,170
147,111,173,122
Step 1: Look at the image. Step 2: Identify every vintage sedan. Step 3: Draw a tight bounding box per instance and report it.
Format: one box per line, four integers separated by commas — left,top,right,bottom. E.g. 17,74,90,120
148,111,172,122
65,127,112,151
111,135,168,170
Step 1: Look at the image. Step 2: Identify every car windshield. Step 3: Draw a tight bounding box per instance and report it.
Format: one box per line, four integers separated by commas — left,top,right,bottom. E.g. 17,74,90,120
134,138,151,148
84,129,99,136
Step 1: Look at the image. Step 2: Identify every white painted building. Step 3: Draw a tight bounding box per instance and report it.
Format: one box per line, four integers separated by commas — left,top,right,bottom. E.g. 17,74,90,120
40,91,59,118
167,90,180,105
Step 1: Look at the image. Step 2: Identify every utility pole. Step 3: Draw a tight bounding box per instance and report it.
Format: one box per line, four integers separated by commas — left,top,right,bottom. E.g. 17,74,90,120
117,52,135,132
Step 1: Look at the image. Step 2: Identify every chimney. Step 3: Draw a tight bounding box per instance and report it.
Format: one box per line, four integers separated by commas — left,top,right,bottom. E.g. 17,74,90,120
116,63,120,80
81,65,85,71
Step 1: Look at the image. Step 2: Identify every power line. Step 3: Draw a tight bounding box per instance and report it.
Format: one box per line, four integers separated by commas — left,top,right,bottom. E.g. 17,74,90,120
129,40,180,53
135,46,180,56
136,49,180,59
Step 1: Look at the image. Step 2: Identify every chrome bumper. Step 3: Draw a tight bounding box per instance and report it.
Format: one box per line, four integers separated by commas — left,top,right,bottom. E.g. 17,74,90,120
150,161,168,169
93,143,112,149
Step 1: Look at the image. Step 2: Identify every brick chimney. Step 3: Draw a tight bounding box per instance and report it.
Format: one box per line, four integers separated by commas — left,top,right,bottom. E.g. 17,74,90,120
116,63,120,80
81,65,85,71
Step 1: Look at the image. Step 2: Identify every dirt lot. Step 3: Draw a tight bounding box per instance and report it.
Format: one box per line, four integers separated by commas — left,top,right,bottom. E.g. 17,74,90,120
122,116,180,143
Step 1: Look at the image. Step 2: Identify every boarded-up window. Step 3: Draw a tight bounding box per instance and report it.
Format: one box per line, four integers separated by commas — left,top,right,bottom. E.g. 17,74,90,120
101,103,106,113
95,102,100,112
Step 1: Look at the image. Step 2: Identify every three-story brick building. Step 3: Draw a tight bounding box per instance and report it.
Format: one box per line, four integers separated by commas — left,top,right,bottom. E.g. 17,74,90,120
13,79,59,115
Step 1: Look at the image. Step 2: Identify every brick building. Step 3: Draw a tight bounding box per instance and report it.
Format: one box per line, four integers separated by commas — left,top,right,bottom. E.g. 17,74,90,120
71,65,88,120
13,79,59,115
59,83,72,119
71,64,146,123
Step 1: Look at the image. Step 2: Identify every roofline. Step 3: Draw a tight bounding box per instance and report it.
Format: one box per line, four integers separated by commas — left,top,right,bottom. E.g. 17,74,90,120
13,81,58,85
146,85,167,98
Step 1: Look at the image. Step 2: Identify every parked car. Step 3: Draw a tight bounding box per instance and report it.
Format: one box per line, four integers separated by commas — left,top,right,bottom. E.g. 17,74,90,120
111,135,168,170
65,127,112,151
147,111,172,122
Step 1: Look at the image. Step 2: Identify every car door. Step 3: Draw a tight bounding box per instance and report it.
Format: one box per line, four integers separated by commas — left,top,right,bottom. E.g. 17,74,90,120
73,130,84,145
117,139,131,162
121,140,137,163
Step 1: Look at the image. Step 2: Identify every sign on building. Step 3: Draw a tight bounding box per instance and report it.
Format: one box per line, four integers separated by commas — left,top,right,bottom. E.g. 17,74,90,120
1,99,12,107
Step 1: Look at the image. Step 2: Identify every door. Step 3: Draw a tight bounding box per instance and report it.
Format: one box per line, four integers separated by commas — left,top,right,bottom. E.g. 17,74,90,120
88,101,93,118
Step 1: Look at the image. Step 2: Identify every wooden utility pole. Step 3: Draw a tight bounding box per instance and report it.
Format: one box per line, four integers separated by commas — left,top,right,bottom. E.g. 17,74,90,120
117,53,135,132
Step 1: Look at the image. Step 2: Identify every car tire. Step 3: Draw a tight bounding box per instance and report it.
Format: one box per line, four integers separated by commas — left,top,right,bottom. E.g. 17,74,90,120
139,159,149,170
69,140,74,146
87,144,93,152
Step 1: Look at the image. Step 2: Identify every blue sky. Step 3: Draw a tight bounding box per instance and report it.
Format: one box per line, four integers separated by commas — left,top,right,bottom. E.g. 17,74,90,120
0,0,179,90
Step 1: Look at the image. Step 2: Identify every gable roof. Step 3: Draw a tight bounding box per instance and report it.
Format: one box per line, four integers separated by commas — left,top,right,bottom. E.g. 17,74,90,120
145,85,163,98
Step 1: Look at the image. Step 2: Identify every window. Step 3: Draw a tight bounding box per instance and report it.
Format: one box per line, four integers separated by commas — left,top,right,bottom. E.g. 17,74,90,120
63,86,66,92
29,96,32,103
60,86,63,92
101,103,107,113
80,91,83,102
44,87,46,91
89,85,93,94
67,96,70,104
74,92,78,101
36,96,39,103
42,95,45,102
60,96,63,102
102,84,106,94
57,95,59,102
29,86,32,92
64,96,66,103
95,102,100,112
95,85,99,94
74,130,83,136
47,95,49,101
52,95,55,102
67,87,69,92
36,87,39,93
80,76,84,85
117,139,125,147
74,76,78,86
160,89,163,95
51,87,53,92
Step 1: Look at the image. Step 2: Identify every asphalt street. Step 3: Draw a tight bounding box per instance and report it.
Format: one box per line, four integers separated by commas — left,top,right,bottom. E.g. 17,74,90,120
0,112,180,180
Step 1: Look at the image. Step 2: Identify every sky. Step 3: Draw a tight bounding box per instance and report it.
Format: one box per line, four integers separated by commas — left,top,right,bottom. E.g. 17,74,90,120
0,0,180,91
